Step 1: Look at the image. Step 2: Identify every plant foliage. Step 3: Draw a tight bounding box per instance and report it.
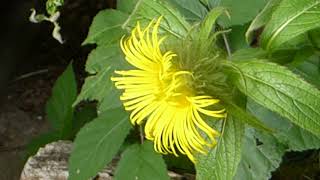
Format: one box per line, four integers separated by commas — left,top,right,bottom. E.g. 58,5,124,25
30,0,320,179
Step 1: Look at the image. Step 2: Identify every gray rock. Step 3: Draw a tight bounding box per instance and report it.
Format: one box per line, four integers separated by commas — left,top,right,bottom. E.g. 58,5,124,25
20,141,112,180
20,141,194,180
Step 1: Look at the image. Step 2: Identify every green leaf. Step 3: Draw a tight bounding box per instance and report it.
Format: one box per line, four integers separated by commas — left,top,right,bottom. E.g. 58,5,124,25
245,0,281,44
85,0,191,46
260,0,320,51
309,28,320,49
229,24,251,51
97,88,123,113
280,124,320,151
127,0,191,39
167,0,208,21
46,63,77,137
73,45,126,108
287,46,314,67
199,7,226,41
73,68,113,106
236,97,319,180
83,10,128,45
225,103,272,132
242,101,320,179
231,60,320,136
209,0,267,27
114,141,170,180
68,108,131,180
196,116,244,180
293,55,320,88
85,44,127,74
231,48,268,60
195,7,227,56
117,0,139,14
248,100,320,151
72,105,97,137
267,38,312,64
235,128,286,180
74,68,123,112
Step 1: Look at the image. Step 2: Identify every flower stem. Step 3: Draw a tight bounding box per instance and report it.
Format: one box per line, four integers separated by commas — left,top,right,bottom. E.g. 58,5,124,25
222,33,231,58
139,125,144,144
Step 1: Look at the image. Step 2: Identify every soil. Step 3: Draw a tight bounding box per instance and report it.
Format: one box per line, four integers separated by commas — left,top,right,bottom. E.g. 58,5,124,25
0,67,60,180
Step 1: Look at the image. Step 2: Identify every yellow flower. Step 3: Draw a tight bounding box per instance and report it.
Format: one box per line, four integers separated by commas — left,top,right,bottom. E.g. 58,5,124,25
111,17,226,162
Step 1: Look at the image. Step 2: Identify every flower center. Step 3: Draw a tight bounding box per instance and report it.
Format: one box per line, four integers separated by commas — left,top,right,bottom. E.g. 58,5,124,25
160,70,195,107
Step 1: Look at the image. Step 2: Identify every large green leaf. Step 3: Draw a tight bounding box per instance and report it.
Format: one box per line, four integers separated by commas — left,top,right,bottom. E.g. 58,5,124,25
85,44,127,74
280,124,320,151
114,141,169,180
167,0,208,22
229,24,251,51
293,55,320,89
83,10,128,45
84,0,191,46
230,60,320,137
196,116,244,180
225,103,272,132
46,63,77,136
73,45,125,109
245,0,281,44
73,68,114,106
236,99,320,180
235,128,286,180
287,46,314,67
235,97,320,180
97,88,123,113
248,100,320,151
260,0,320,51
126,0,191,39
71,105,97,137
309,28,320,49
231,48,268,60
207,0,267,27
117,0,138,13
68,108,131,180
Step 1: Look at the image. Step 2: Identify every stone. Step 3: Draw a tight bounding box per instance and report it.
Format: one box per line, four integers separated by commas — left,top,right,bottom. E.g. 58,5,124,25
20,141,112,180
20,141,194,180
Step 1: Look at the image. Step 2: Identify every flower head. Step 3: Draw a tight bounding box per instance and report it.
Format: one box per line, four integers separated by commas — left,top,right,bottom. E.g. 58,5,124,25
111,17,226,162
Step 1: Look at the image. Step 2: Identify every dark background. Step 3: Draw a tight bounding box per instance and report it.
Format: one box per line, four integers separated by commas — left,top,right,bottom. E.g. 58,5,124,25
0,0,116,97
0,1,115,179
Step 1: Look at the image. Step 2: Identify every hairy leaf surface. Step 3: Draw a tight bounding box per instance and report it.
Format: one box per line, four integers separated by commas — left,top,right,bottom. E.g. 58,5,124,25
207,0,267,26
46,63,77,136
245,0,281,44
69,108,131,180
168,0,207,21
235,129,286,180
248,100,320,151
261,0,320,50
196,116,244,180
231,60,320,136
114,141,169,180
